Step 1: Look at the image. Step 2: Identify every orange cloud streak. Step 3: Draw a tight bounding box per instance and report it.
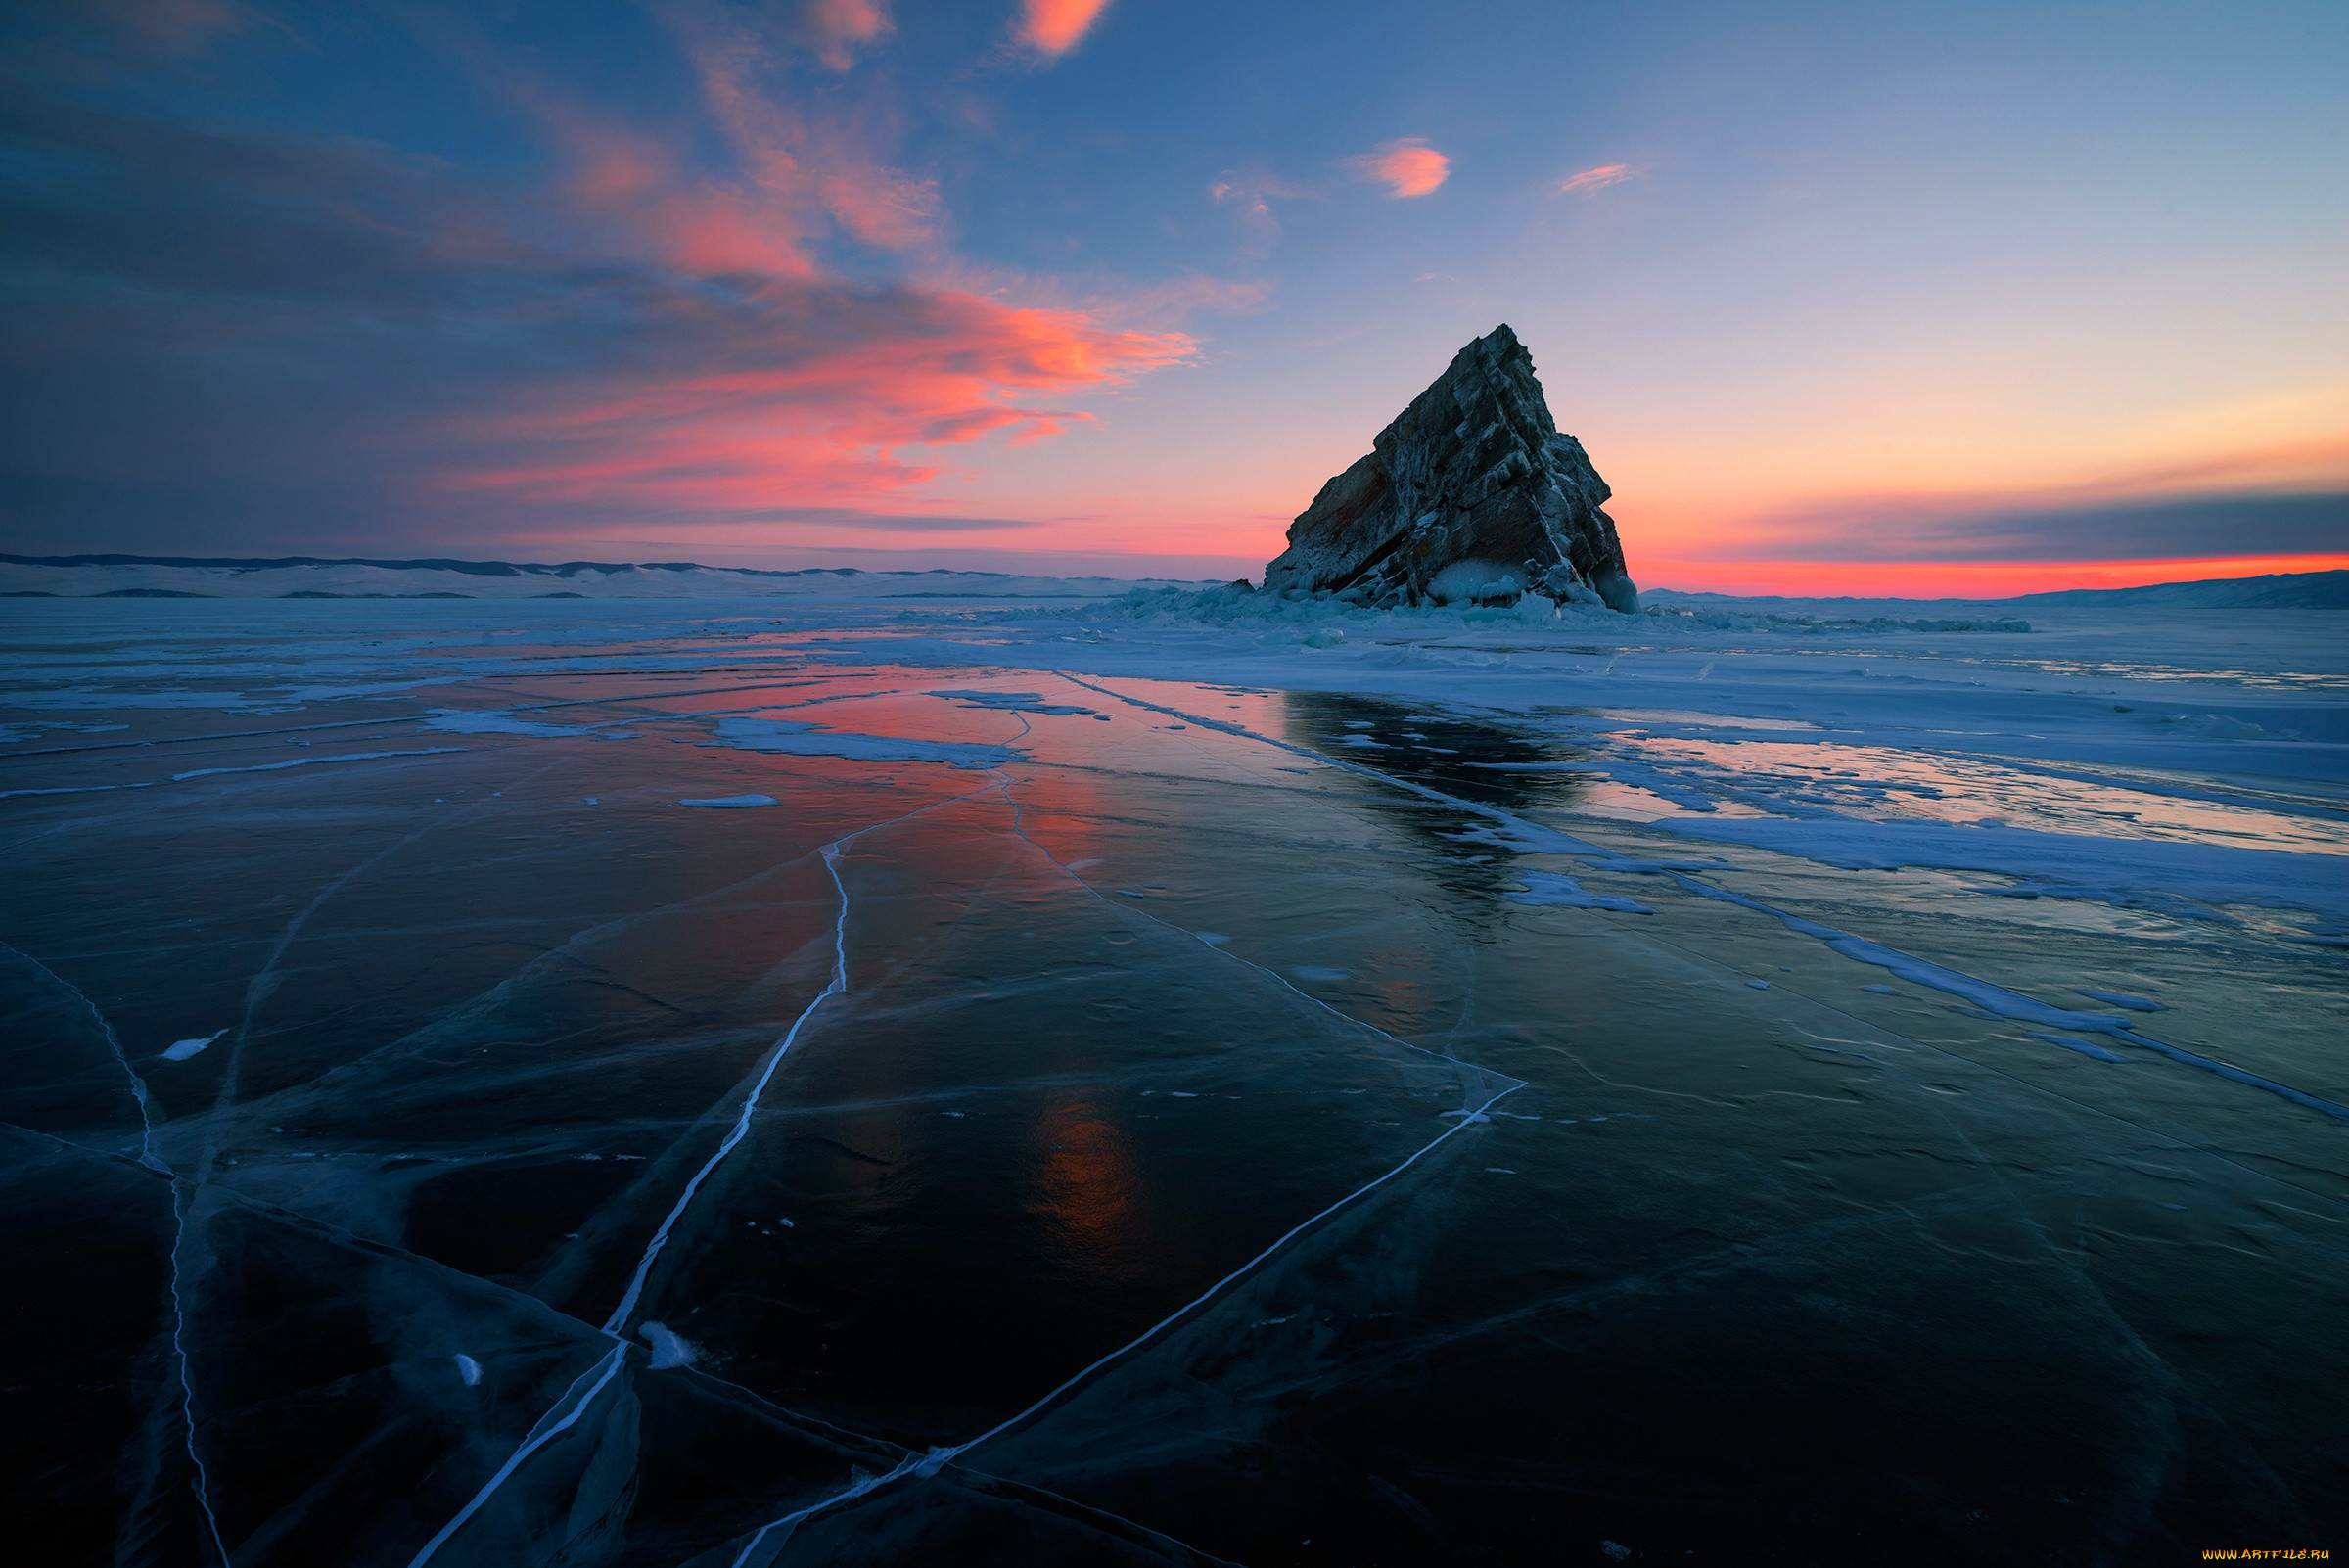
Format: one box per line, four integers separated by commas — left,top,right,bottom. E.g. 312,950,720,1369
1632,555,2349,599
443,293,1194,516
1017,0,1114,59
1558,162,1632,196
1347,138,1451,199
430,12,1208,530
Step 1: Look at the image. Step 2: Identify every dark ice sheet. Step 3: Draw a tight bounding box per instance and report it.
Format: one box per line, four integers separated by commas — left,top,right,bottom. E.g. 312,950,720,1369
3,605,2344,1567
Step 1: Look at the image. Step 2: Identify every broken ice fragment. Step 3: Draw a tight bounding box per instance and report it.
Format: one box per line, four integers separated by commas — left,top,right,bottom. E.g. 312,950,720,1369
640,1322,698,1369
1503,872,1651,914
453,1355,482,1386
161,1028,227,1062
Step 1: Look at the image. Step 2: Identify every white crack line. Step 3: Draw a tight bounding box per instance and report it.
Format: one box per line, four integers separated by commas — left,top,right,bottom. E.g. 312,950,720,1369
405,781,999,1568
726,1074,1521,1564
1053,672,2349,1127
718,741,1525,1562
2,945,231,1566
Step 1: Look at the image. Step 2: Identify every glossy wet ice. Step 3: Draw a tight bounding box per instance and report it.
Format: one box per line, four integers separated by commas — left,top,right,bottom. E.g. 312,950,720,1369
4,601,2344,1565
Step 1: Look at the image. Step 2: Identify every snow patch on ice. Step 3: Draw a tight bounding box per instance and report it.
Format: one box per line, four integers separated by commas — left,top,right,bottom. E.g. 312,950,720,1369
161,1029,227,1062
930,689,1094,715
640,1322,698,1369
1503,871,1652,914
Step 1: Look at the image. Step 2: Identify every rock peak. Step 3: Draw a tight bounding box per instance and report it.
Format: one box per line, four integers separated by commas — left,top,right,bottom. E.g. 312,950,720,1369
1262,325,1636,611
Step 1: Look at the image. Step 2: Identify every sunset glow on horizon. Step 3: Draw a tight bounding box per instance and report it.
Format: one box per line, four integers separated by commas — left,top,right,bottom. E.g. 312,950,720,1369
2,1,2340,596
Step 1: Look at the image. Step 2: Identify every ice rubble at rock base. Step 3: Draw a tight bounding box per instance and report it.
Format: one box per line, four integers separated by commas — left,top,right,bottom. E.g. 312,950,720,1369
1086,580,2032,638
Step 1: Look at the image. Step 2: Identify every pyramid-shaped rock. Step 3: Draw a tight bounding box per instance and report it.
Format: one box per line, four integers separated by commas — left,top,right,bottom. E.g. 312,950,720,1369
1262,325,1636,611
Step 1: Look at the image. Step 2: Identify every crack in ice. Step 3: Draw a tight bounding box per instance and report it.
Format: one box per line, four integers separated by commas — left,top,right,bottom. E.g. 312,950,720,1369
0,945,230,1566
1054,673,2349,1128
404,782,999,1567
717,740,1527,1561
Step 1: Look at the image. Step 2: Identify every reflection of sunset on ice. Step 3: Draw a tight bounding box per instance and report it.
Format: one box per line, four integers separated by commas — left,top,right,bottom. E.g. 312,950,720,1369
6,593,2346,1562
7,0,2346,1559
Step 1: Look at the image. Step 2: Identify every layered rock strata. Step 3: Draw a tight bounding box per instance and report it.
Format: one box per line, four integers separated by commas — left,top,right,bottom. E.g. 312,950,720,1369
1261,324,1636,611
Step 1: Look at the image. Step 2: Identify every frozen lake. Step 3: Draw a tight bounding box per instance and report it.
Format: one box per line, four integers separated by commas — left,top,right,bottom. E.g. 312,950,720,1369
4,595,2345,1564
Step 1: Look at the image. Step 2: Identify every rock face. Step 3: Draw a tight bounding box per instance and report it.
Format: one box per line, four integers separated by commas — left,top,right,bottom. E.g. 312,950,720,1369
1261,324,1636,611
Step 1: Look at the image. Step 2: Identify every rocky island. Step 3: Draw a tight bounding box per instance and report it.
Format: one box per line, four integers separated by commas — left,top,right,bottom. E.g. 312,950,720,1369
1262,324,1637,611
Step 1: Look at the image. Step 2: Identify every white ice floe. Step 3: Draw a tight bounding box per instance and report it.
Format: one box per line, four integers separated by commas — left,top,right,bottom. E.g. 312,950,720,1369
161,1028,227,1061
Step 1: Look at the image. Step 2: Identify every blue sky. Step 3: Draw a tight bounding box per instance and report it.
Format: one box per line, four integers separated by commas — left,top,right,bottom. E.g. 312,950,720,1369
3,0,2342,590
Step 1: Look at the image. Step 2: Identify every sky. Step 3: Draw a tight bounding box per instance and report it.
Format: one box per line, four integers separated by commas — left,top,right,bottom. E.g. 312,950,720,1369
1,0,2343,594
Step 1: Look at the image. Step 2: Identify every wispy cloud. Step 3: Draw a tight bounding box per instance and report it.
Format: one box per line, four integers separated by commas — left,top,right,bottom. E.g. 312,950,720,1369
802,0,891,71
1558,162,1632,197
1210,169,1315,254
1014,0,1114,61
0,16,1212,555
1345,137,1450,199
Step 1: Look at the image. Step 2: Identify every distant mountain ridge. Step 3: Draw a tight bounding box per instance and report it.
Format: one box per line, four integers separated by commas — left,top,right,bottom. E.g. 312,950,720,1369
0,552,1214,600
2,552,861,576
2001,570,2348,609
1,553,2341,606
1643,569,2348,610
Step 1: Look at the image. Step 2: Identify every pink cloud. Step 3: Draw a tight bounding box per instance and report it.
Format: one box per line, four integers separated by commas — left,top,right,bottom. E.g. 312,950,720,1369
1210,169,1315,253
1346,138,1450,199
804,0,890,70
399,8,1215,534
1558,163,1633,197
1016,0,1115,60
440,284,1195,517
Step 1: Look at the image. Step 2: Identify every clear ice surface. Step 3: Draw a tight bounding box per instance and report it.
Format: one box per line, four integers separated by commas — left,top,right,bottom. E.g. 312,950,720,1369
3,594,2345,1565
